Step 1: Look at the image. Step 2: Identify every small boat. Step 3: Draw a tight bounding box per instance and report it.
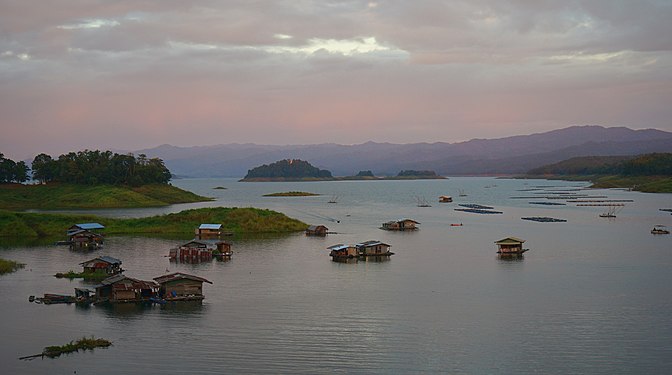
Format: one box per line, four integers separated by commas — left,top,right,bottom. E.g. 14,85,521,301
458,189,467,197
439,195,453,203
599,206,621,218
415,196,431,207
328,195,339,204
651,225,670,235
450,223,463,227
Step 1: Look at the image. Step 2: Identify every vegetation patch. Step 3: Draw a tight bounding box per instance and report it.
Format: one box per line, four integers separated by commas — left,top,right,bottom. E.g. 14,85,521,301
20,337,112,360
54,271,110,281
0,183,211,210
263,191,320,197
0,257,25,275
0,207,307,238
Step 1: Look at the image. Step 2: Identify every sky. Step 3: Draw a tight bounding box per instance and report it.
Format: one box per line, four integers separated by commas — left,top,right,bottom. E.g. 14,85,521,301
1,0,672,160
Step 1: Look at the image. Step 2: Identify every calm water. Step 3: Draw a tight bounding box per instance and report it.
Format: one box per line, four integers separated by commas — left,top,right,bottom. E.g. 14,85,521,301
2,177,672,374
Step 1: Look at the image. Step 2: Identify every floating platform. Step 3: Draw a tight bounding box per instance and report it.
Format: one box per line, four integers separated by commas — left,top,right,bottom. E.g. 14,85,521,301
458,204,494,209
455,208,503,214
529,202,566,206
521,216,567,223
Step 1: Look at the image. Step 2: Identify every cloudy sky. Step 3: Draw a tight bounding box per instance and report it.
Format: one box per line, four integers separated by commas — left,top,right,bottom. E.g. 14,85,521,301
2,0,671,160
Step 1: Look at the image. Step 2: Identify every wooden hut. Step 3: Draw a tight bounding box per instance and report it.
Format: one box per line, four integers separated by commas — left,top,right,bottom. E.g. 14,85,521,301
356,240,393,256
169,240,232,261
381,219,420,231
153,273,212,301
306,225,329,236
79,256,123,276
195,224,222,239
327,244,358,259
495,237,528,255
95,274,158,303
67,223,105,249
439,195,453,203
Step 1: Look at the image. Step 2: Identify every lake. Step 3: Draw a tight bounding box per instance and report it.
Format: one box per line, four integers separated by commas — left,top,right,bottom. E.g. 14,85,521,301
2,177,672,374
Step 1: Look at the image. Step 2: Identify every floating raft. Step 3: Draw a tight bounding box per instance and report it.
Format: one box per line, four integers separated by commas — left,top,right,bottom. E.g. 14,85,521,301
568,199,634,203
521,216,567,223
659,208,672,212
455,208,503,214
458,204,494,209
529,202,566,206
575,203,625,207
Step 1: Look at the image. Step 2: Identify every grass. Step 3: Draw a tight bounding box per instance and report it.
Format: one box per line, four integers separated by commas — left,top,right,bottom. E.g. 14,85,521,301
0,257,25,275
42,337,112,358
263,191,320,197
0,207,308,238
0,183,212,210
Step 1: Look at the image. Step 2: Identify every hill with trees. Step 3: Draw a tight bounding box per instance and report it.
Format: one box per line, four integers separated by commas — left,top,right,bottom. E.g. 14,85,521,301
526,153,672,192
241,159,334,181
0,153,29,183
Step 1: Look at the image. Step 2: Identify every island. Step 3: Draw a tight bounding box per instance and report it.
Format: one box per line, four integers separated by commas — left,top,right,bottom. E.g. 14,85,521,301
239,159,446,182
0,150,212,210
525,153,672,193
0,207,307,238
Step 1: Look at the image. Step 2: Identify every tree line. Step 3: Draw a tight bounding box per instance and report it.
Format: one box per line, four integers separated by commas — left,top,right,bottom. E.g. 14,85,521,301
0,153,30,183
30,150,172,186
527,153,672,176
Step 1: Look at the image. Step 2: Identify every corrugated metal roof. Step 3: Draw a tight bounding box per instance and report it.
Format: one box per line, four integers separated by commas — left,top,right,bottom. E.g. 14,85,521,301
80,256,121,266
327,244,349,251
73,223,105,230
356,240,390,247
153,272,212,284
199,224,222,230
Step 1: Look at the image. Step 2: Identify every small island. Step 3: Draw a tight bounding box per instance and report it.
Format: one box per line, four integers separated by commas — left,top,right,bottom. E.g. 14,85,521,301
263,191,320,197
240,159,445,182
0,257,25,275
0,207,307,238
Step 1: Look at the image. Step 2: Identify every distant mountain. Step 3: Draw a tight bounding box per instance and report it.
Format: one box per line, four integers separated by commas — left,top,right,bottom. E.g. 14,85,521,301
136,126,672,177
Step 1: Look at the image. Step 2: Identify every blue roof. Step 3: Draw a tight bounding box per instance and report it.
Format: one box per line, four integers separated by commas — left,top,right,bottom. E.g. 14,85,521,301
199,224,222,230
74,223,105,230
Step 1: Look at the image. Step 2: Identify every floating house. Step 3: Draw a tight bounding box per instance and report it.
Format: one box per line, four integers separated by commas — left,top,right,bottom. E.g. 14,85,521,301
495,237,529,255
67,223,105,249
381,219,420,231
439,195,453,203
327,244,358,259
195,224,222,239
356,240,393,257
306,225,329,236
153,273,212,301
79,256,123,277
94,274,158,303
169,240,232,261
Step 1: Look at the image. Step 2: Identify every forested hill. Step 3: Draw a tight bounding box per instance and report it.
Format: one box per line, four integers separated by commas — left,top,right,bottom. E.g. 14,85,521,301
31,150,172,186
242,159,333,181
527,153,672,176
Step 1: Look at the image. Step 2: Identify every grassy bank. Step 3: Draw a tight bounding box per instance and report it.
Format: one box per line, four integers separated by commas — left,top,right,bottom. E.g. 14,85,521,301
0,183,212,210
55,271,110,281
0,257,25,275
0,207,307,238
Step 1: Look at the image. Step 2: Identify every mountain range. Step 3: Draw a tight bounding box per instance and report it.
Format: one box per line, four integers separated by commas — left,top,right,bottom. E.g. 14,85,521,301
136,126,672,178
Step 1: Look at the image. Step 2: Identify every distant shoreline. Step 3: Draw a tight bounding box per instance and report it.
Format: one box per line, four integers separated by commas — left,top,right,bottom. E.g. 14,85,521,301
240,175,447,182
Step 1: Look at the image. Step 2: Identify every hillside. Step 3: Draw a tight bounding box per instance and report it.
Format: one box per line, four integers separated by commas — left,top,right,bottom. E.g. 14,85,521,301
526,153,672,193
0,183,211,210
241,159,333,181
138,126,672,177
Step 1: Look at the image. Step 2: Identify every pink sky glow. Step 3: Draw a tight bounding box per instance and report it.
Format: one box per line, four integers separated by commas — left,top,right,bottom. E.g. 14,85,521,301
1,1,672,160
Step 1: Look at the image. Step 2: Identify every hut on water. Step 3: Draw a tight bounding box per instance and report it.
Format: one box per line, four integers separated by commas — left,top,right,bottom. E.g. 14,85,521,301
79,256,123,277
195,224,222,239
439,195,453,203
306,225,329,236
381,219,420,231
67,223,105,249
327,244,358,259
153,273,212,301
169,240,231,261
356,240,393,256
94,274,158,303
495,237,529,255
